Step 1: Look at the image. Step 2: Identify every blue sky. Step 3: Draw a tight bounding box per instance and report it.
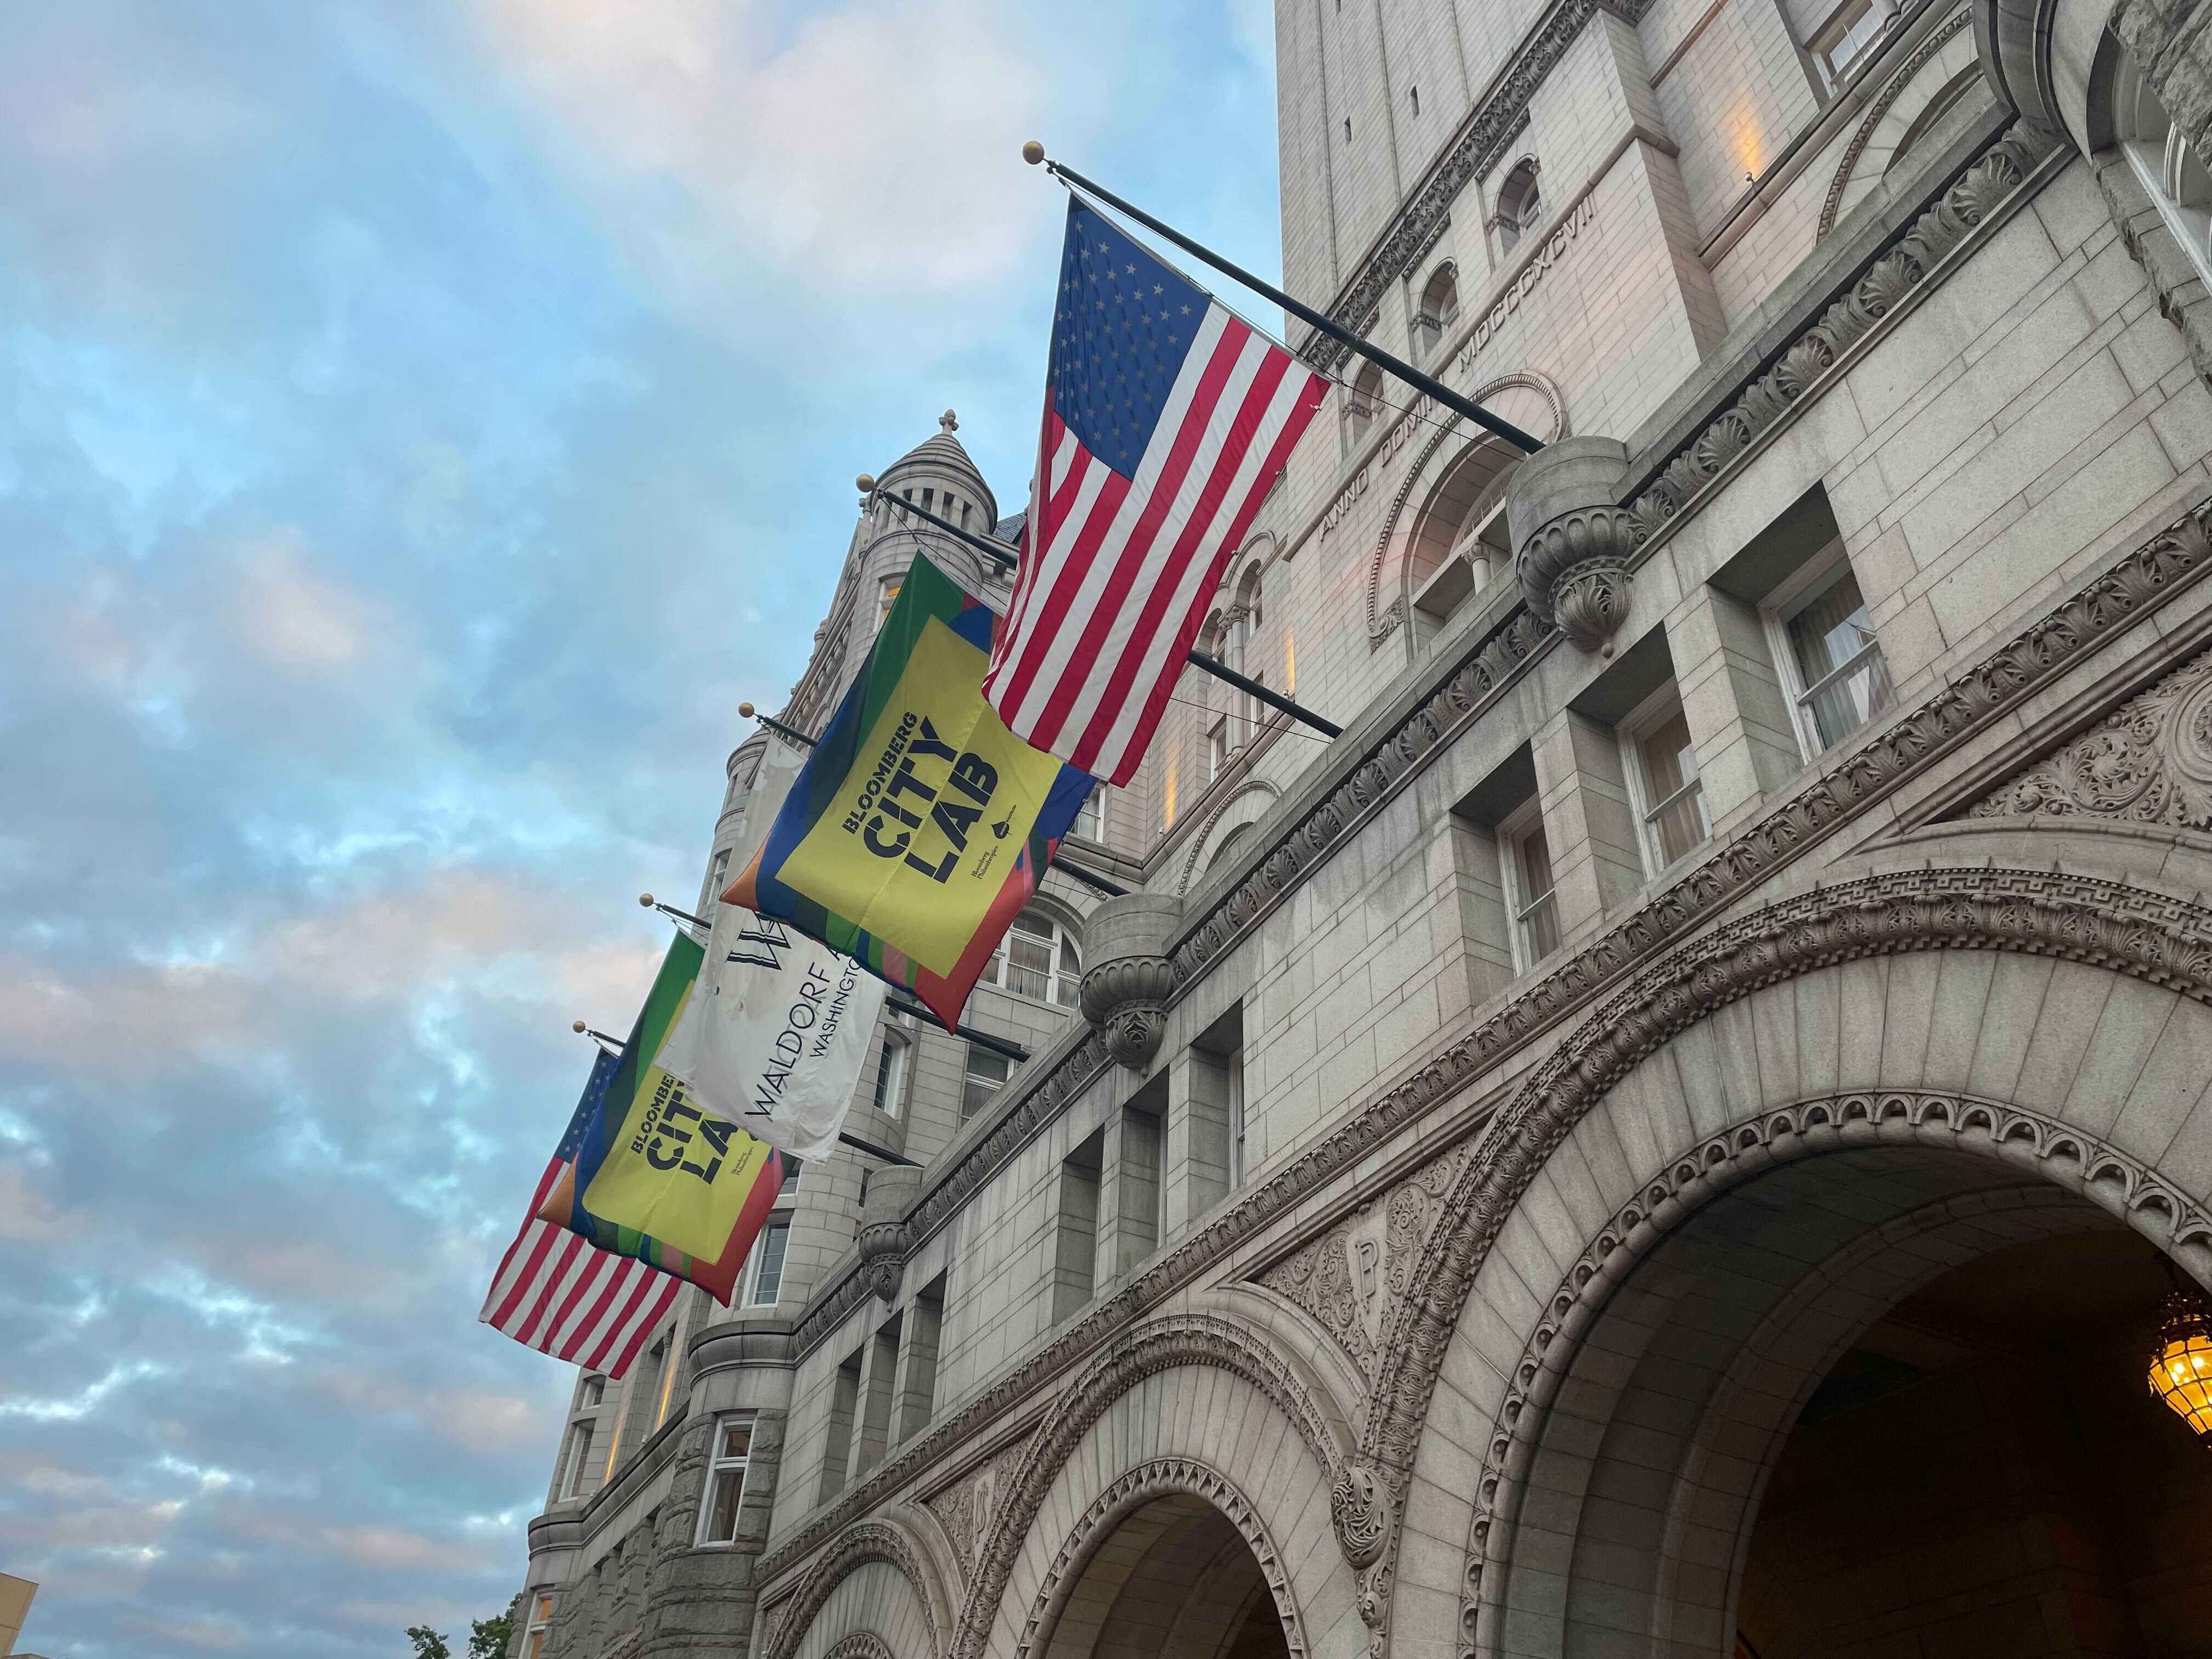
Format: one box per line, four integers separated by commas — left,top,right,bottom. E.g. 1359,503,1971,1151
0,3,1281,1652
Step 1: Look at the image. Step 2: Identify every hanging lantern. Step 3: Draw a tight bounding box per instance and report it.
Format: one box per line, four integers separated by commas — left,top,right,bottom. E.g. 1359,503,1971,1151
2149,1276,2212,1436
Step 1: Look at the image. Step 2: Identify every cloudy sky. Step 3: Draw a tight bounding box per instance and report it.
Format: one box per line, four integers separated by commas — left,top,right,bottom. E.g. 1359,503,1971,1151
0,3,1280,1652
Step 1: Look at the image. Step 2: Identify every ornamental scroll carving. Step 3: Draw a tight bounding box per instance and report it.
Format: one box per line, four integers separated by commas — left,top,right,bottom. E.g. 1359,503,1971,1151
1255,1144,1474,1372
1968,643,2212,826
1456,1090,2212,1658
920,1437,1029,1585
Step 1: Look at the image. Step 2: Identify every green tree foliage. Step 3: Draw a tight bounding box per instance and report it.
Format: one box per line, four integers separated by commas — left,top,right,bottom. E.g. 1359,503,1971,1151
405,1628,451,1659
469,1602,518,1659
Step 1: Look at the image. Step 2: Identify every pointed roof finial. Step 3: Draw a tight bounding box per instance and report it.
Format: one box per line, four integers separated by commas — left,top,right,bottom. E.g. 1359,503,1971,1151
940,409,958,434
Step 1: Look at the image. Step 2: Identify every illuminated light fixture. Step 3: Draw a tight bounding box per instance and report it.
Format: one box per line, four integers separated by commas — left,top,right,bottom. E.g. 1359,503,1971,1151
2149,1272,2212,1436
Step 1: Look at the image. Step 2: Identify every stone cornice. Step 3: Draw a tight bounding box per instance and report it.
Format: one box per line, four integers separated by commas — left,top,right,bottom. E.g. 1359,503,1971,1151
1296,0,1650,370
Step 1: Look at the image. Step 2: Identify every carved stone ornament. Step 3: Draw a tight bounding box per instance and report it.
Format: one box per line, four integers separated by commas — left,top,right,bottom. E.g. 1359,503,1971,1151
1510,437,1642,654
1076,893,1185,1071
855,1221,905,1302
758,1518,942,1659
1969,642,2212,825
1330,1463,1390,1569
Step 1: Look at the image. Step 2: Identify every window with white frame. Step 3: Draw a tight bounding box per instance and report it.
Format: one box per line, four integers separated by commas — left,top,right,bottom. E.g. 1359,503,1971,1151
982,909,1083,1007
1808,0,1893,86
2111,45,2212,285
1620,690,1711,871
962,1043,1011,1120
557,1419,596,1500
695,1418,753,1544
707,847,731,905
1499,802,1562,968
746,1221,789,1306
1071,782,1104,842
878,574,903,629
1764,553,1894,755
523,1592,555,1659
578,1374,605,1410
870,1031,910,1119
778,1154,803,1197
1209,718,1230,781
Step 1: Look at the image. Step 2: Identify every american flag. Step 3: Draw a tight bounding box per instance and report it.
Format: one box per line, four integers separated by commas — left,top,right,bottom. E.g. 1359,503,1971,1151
478,1048,680,1380
984,199,1328,787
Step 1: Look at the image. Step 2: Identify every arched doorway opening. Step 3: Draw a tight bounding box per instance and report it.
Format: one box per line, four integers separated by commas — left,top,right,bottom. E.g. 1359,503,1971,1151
1039,1492,1293,1659
1470,1104,2212,1659
1735,1227,2209,1659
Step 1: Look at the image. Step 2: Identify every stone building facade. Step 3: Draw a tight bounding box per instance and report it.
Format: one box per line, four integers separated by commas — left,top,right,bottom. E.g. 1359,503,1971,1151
511,0,2212,1651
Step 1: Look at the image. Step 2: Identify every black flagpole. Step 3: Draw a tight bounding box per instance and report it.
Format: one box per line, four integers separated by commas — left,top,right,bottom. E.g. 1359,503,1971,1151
1023,143,1544,456
860,480,1344,741
735,702,1130,899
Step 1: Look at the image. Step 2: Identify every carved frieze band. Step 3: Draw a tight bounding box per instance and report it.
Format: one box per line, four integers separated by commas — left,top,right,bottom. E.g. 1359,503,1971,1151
1457,1088,2212,1658
1968,640,2212,825
1012,1459,1307,1659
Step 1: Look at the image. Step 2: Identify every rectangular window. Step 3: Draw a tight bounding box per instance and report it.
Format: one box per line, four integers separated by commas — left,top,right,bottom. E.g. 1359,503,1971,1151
1072,783,1104,841
524,1593,555,1659
878,575,902,628
1052,1128,1104,1323
1622,693,1710,871
1771,562,1894,754
820,1348,863,1502
988,910,1081,1007
707,847,731,905
747,1221,789,1306
871,1032,909,1119
558,1421,595,1500
898,1274,947,1442
1500,805,1562,968
779,1155,803,1197
578,1375,605,1410
695,1419,753,1545
1809,0,1891,82
1209,717,1229,780
962,1043,1011,1121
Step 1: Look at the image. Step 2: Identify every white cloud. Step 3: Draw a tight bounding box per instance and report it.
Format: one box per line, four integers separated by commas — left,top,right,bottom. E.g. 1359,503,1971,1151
469,0,1079,324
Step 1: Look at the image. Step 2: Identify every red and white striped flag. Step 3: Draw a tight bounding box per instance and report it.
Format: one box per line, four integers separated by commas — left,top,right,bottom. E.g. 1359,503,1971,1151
984,198,1327,787
478,1048,680,1379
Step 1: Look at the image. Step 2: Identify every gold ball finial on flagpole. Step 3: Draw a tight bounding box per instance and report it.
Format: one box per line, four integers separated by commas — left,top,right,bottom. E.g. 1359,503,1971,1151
1022,140,1046,166
639,893,654,907
573,1020,586,1033
739,702,757,719
856,473,876,493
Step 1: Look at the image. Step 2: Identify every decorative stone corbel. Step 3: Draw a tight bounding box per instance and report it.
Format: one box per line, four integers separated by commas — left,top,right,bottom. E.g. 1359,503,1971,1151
856,1164,918,1302
1076,892,1184,1071
1329,1462,1389,1568
1508,434,1643,656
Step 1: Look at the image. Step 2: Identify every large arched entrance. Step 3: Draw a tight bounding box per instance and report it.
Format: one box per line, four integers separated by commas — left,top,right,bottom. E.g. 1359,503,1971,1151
1033,1489,1295,1659
1467,1097,2212,1659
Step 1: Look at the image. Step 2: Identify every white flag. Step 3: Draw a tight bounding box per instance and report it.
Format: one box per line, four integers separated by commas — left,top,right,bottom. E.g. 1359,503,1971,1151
659,737,887,1165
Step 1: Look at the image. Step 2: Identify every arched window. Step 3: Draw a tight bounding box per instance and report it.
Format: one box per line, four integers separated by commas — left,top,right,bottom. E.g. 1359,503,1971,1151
2109,44,2212,283
1207,821,1254,873
1413,262,1460,356
981,907,1083,1007
1348,360,1385,441
1406,437,1520,631
1494,159,1543,253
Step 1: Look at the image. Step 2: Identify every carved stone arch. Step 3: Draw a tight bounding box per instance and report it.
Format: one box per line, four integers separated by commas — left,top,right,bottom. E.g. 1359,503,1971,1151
1456,1088,2212,1658
1348,862,2212,1645
823,1636,897,1659
1364,372,1566,650
762,1515,952,1659
1821,8,1980,234
1178,780,1283,895
1013,1458,1309,1659
949,1313,1349,1659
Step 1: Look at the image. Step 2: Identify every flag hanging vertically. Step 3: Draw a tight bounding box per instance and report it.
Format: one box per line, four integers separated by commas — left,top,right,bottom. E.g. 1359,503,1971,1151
982,196,1329,786
478,1046,682,1378
728,554,1094,1029
659,733,888,1165
536,934,786,1306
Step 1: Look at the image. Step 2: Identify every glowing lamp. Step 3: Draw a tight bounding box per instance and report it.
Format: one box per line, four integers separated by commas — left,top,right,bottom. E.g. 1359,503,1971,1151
2149,1279,2212,1435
